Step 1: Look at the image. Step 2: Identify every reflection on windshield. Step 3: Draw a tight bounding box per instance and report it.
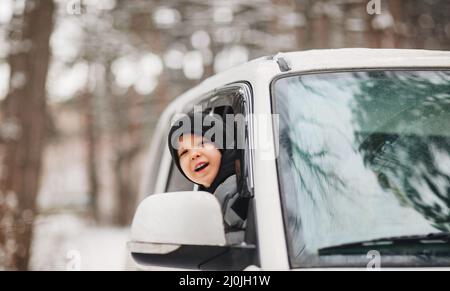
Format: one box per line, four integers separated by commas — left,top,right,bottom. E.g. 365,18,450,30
274,70,450,267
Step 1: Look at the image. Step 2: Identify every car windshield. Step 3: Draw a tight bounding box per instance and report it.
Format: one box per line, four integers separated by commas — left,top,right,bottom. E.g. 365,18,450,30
272,70,450,267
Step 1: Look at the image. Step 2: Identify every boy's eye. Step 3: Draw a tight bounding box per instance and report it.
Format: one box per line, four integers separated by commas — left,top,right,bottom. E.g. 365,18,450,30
179,150,187,157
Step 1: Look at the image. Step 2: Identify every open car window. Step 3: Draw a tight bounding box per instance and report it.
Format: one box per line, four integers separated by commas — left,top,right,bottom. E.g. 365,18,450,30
165,161,194,192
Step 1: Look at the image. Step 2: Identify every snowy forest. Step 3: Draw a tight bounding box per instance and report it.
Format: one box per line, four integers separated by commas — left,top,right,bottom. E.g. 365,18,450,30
0,0,450,270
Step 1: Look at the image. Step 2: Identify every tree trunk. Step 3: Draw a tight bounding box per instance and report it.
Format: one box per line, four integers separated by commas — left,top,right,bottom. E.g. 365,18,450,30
112,88,142,226
81,88,100,223
0,0,55,270
388,0,403,48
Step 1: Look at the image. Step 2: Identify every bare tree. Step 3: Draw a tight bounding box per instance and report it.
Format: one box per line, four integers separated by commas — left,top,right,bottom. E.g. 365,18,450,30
0,0,55,270
81,86,100,222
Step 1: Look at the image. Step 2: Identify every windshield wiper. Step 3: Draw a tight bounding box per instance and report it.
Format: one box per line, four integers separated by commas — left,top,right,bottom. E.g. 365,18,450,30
318,233,450,256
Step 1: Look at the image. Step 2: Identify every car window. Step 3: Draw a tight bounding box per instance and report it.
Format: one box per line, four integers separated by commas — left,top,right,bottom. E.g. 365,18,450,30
168,83,253,197
165,161,194,192
144,130,169,195
273,70,450,268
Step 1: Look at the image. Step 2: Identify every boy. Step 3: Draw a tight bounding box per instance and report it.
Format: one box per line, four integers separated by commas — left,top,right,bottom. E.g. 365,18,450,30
167,110,247,243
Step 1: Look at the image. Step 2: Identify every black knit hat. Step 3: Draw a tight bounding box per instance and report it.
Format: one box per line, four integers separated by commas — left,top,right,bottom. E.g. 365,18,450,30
167,108,238,193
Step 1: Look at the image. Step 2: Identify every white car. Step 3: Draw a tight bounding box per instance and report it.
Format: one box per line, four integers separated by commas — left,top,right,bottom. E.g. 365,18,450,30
128,48,450,270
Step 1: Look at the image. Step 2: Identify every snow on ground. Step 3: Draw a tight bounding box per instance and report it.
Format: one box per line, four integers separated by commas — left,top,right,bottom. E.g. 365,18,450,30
30,213,132,271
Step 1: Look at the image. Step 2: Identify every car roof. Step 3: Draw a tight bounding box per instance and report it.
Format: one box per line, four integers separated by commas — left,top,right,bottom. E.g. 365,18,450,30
280,48,450,72
164,48,450,115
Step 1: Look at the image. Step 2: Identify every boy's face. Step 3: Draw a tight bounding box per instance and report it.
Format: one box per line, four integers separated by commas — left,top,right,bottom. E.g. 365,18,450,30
177,134,222,188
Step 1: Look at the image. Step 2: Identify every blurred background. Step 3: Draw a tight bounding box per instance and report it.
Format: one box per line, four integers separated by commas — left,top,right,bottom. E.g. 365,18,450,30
0,0,449,271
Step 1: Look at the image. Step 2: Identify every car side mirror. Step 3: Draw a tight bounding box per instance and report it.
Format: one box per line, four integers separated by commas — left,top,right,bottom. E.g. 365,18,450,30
128,191,256,270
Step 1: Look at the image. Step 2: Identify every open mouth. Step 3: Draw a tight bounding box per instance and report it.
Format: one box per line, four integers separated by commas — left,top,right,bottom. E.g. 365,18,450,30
194,162,209,172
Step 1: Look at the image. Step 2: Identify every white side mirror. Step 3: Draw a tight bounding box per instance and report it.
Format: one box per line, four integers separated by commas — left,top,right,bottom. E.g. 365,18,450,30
128,191,256,270
130,191,226,249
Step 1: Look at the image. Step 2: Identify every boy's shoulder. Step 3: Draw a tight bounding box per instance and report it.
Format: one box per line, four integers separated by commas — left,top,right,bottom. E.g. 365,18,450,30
216,174,237,192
